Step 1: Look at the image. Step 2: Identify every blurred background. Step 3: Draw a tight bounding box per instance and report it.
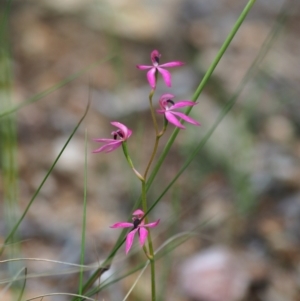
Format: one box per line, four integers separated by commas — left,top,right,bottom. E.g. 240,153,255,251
1,0,300,300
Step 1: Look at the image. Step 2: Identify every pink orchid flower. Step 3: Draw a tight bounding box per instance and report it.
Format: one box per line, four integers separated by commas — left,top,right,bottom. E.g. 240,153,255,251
92,121,132,153
157,94,201,129
136,49,184,89
110,209,160,254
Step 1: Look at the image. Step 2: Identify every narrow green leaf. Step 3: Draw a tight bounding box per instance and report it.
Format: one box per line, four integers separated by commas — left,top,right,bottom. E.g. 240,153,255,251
143,0,288,219
16,268,27,301
0,99,91,256
79,129,88,294
145,0,257,191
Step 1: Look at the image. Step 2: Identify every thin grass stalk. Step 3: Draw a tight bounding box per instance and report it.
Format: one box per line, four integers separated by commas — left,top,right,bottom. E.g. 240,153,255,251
0,99,91,256
0,268,25,298
145,0,257,192
143,0,289,220
79,130,89,294
0,5,23,295
16,268,27,301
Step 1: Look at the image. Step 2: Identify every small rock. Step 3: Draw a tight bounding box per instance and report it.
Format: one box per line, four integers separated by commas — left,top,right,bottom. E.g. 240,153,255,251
179,247,250,301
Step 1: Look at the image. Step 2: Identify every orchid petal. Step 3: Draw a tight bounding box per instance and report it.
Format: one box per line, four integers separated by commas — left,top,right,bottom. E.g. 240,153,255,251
159,93,175,109
170,111,201,126
159,61,184,68
150,50,161,65
165,112,185,129
143,219,160,228
156,109,165,114
157,67,172,87
132,209,144,217
138,227,148,247
159,94,175,102
170,101,197,109
92,141,122,153
110,222,133,228
136,65,152,70
125,229,138,254
110,122,132,139
93,138,116,142
147,68,157,89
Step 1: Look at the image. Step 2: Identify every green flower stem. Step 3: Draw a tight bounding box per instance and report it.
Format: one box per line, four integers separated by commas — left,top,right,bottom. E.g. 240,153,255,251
141,180,156,301
146,0,257,192
149,254,156,301
158,117,168,137
144,93,168,179
141,179,147,215
144,136,160,180
149,89,159,135
122,142,144,181
78,130,88,295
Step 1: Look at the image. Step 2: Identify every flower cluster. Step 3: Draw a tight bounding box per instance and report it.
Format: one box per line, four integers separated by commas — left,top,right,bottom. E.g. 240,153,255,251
93,50,200,254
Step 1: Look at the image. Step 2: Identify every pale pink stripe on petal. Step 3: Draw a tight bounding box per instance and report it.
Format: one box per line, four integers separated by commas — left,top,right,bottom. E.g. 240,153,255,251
110,222,133,228
159,61,184,68
144,219,160,228
165,112,185,129
136,65,152,70
138,227,148,247
125,229,138,254
170,101,197,109
157,68,172,87
171,111,201,126
92,141,122,153
93,138,116,142
147,68,157,89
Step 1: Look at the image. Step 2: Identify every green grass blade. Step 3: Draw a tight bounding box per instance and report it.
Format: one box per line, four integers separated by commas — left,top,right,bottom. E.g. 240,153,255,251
0,54,115,118
0,0,12,41
146,0,257,191
78,129,88,294
0,99,91,256
143,0,289,219
0,1,23,294
16,268,27,301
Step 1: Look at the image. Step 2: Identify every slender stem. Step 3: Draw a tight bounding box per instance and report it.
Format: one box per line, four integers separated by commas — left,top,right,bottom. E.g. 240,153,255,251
122,142,144,181
79,130,88,295
149,89,159,135
149,256,156,301
144,136,160,180
147,229,156,301
141,181,147,221
141,181,156,301
144,91,168,179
